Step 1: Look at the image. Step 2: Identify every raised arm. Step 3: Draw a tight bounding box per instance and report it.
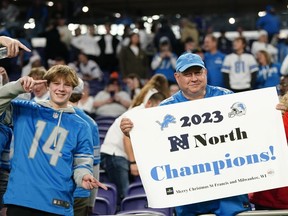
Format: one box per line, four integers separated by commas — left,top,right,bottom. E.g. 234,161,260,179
0,36,31,58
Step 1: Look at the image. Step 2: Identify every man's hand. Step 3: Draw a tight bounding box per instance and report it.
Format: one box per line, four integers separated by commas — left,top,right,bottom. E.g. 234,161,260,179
81,174,108,190
120,117,134,137
0,36,31,58
0,67,9,85
19,76,47,92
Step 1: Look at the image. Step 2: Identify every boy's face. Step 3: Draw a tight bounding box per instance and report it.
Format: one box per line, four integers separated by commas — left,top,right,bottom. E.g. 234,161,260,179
48,77,73,109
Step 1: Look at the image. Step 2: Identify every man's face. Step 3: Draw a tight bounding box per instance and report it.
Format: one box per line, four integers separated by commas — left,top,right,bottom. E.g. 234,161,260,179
174,66,207,99
203,36,215,52
48,78,73,109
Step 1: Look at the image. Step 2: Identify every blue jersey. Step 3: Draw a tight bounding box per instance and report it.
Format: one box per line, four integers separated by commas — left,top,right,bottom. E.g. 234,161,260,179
159,85,250,216
160,85,233,106
256,63,281,89
73,107,100,198
152,53,177,83
0,123,12,171
204,51,226,87
3,100,93,216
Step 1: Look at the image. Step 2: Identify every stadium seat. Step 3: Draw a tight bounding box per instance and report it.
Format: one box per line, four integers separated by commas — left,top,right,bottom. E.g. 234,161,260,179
120,194,174,216
126,182,145,196
90,196,111,215
94,116,116,145
97,182,118,214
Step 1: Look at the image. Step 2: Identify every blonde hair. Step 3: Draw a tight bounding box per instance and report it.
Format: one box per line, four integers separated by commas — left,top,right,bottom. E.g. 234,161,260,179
28,67,47,80
43,65,79,88
130,74,170,108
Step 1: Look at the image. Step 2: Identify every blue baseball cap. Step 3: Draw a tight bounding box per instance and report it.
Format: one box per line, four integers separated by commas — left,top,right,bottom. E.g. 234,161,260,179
176,53,206,72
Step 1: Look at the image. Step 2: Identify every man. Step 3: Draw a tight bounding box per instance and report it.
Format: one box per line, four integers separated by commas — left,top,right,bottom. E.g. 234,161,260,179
69,78,101,216
221,36,258,93
203,34,226,88
120,53,250,216
0,65,106,215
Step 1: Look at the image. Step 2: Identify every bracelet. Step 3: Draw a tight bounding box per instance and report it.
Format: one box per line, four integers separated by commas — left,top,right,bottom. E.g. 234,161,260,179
129,161,136,165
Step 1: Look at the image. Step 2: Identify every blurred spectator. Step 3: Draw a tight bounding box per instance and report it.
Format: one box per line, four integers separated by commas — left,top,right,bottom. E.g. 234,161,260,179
77,52,103,82
183,37,196,53
21,54,42,77
153,18,177,52
204,34,226,88
119,32,149,80
256,5,281,42
98,23,120,73
281,55,288,75
26,0,49,38
0,0,19,30
217,29,232,54
40,19,68,64
50,1,67,20
93,79,131,117
124,73,143,100
136,20,149,52
180,18,199,48
251,30,278,63
56,16,73,51
71,25,101,61
255,50,281,89
77,81,95,117
27,67,49,102
151,37,177,85
222,36,258,92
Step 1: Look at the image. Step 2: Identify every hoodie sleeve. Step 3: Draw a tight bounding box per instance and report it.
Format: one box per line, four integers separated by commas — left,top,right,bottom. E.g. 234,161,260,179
0,80,25,124
73,121,94,187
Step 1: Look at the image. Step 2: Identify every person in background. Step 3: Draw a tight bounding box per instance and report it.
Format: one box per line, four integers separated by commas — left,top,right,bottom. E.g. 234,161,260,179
217,29,232,54
222,36,258,92
119,32,150,81
28,67,49,101
281,55,288,75
93,78,131,117
255,50,281,89
183,37,196,53
120,53,251,216
78,81,95,117
124,73,143,100
251,30,278,63
69,78,101,216
256,5,281,42
278,75,288,99
101,91,167,207
203,34,226,88
151,37,177,85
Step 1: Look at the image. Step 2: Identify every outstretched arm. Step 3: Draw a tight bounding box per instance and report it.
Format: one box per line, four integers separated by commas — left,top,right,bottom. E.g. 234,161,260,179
0,36,31,58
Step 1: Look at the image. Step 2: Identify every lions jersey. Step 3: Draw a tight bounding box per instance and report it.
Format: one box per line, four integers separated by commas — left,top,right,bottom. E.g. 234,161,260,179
221,53,258,90
73,107,100,198
1,97,93,215
160,85,250,216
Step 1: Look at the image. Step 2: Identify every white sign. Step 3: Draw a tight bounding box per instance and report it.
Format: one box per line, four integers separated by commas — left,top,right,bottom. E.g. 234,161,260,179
127,87,288,208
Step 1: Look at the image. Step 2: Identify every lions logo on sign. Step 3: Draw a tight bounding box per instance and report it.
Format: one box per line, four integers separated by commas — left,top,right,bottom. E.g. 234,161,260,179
228,102,246,118
156,114,176,130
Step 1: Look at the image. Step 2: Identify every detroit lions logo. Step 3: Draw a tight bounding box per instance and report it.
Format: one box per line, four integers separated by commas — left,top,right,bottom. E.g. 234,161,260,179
156,114,176,130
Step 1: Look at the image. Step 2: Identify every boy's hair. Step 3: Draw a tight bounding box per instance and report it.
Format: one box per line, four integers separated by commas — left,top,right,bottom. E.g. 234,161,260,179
43,65,79,88
28,67,47,80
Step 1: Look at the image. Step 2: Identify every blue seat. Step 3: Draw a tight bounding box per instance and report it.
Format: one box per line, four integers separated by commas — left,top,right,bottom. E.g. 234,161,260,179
94,116,116,145
127,182,145,196
120,194,174,216
97,182,118,214
90,196,111,215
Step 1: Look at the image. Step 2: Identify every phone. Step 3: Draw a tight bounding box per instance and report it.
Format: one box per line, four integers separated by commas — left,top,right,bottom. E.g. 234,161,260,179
0,47,8,59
